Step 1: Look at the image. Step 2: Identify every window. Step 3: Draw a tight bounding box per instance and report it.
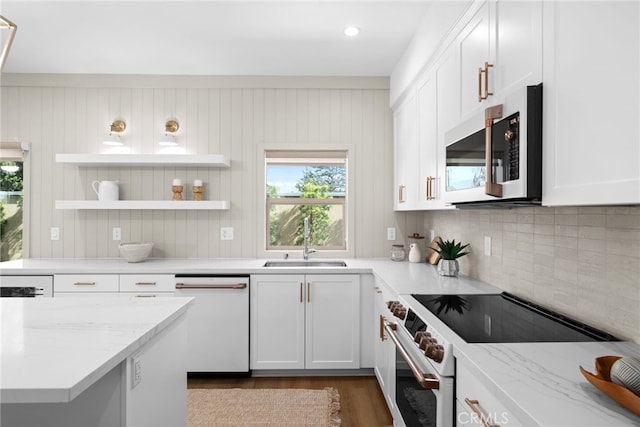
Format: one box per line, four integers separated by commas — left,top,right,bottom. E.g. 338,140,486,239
0,142,25,261
265,150,347,251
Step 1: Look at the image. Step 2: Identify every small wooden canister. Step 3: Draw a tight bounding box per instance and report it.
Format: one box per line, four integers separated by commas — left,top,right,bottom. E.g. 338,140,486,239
172,185,183,201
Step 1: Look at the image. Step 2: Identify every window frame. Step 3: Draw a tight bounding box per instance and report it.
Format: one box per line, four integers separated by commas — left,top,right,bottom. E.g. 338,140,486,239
262,148,351,256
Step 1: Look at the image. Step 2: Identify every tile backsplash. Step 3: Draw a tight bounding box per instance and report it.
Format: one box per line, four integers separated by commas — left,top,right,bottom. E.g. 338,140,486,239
420,206,640,343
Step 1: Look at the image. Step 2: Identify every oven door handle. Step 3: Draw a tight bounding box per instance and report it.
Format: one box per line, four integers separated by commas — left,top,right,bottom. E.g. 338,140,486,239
384,322,440,390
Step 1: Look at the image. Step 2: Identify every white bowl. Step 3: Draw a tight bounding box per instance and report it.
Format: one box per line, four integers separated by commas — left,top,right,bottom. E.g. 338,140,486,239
118,242,154,263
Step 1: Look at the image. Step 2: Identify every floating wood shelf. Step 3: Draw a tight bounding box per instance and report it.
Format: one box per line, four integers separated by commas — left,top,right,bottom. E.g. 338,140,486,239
56,153,230,168
55,200,230,210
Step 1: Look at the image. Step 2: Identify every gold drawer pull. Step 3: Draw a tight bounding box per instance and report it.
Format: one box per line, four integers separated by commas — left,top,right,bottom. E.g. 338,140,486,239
73,282,96,286
135,282,157,286
464,398,500,427
398,185,406,203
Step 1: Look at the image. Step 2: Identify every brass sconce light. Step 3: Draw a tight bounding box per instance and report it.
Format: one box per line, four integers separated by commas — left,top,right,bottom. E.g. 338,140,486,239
103,119,126,146
158,119,179,146
0,15,17,71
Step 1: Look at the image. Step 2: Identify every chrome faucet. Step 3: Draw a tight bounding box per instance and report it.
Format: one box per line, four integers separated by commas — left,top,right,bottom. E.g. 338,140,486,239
302,217,316,260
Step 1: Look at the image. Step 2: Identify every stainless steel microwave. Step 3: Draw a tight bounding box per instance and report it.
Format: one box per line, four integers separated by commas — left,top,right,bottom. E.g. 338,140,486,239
443,83,542,207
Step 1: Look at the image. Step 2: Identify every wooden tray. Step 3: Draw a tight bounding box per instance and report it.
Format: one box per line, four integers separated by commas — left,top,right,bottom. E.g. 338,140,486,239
579,355,640,416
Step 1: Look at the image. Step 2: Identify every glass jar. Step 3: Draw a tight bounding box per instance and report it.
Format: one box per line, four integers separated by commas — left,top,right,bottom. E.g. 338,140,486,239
390,244,406,262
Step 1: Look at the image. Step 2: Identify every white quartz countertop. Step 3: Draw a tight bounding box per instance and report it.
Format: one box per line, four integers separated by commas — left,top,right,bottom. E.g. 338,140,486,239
0,297,193,404
0,257,500,295
454,341,640,426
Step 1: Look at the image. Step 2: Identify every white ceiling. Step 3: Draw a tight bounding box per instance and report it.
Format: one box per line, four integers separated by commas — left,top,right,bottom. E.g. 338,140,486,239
0,1,444,76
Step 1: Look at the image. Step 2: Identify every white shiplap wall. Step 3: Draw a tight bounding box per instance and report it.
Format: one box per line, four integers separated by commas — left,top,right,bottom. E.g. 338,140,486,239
1,75,397,259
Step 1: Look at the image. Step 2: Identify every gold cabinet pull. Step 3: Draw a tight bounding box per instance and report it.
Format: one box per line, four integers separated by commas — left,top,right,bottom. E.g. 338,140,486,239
478,66,483,102
135,282,157,286
464,398,500,427
426,176,436,200
307,282,311,303
398,185,406,203
175,283,247,289
484,62,494,99
379,315,387,341
73,282,96,286
299,282,303,303
479,62,494,101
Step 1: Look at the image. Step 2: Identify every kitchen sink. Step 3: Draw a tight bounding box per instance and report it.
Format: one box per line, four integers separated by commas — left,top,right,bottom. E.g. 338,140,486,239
263,260,347,267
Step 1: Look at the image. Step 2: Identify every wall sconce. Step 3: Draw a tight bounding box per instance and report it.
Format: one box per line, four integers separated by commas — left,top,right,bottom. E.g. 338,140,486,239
158,120,179,146
103,119,126,146
0,15,17,71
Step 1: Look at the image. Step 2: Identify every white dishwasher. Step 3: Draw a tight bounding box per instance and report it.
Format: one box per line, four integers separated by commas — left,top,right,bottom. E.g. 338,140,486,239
174,275,250,375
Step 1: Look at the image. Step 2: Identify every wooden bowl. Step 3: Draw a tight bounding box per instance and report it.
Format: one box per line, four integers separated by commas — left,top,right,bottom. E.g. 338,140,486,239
579,355,640,416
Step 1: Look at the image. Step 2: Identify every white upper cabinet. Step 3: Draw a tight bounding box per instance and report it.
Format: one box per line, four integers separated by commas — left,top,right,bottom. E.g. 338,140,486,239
393,92,419,210
456,0,542,120
542,1,640,205
458,1,493,119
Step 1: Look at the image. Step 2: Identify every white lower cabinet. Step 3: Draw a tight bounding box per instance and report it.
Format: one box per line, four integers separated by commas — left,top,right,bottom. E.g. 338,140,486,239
54,274,174,298
372,280,396,415
456,361,524,427
54,274,119,296
250,274,360,370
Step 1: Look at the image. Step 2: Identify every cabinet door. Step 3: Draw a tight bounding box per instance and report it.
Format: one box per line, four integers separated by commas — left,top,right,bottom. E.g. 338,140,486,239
456,362,524,427
458,0,492,119
250,275,305,370
373,283,396,414
417,73,438,209
305,274,360,369
543,1,640,205
394,92,419,210
494,0,542,93
54,274,119,293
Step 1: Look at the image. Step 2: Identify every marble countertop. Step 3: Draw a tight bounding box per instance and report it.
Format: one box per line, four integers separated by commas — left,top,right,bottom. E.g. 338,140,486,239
0,297,193,404
0,257,500,295
2,257,638,425
455,341,640,426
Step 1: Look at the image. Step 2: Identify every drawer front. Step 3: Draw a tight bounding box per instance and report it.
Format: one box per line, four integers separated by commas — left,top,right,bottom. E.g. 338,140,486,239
54,274,119,292
120,275,174,292
456,363,524,427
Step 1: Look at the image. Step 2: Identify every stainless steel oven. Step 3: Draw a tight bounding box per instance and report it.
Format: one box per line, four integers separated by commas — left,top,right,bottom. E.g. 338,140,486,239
383,300,454,427
0,276,53,297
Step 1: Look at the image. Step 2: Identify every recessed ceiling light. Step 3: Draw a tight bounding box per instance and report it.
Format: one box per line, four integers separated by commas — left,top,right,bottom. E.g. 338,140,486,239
344,26,360,37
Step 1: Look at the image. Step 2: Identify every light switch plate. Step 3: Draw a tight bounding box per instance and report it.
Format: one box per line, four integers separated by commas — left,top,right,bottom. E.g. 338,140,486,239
484,236,492,256
220,227,234,241
387,227,396,241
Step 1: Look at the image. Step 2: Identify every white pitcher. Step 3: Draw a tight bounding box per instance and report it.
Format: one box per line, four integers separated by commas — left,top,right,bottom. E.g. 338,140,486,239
408,243,422,263
92,180,119,201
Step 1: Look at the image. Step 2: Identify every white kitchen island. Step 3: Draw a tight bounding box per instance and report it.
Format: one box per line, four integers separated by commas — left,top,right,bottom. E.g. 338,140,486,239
1,297,193,427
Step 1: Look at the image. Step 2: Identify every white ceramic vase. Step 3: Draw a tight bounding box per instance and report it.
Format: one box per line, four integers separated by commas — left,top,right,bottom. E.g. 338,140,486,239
437,259,459,276
408,243,422,263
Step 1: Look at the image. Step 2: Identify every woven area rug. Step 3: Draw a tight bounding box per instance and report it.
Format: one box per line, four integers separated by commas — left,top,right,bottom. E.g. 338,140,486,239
187,387,341,427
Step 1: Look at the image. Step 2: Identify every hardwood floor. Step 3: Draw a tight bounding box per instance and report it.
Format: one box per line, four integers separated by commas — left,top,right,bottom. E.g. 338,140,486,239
188,375,393,427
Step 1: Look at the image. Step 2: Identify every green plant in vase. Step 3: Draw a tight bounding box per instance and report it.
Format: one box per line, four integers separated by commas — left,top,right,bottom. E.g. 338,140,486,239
432,239,469,276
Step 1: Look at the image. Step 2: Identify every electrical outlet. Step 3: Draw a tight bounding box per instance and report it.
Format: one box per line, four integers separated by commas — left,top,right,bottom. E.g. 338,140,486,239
50,227,60,241
484,236,492,256
220,227,234,241
387,227,396,241
131,355,141,388
429,229,435,242
113,227,121,241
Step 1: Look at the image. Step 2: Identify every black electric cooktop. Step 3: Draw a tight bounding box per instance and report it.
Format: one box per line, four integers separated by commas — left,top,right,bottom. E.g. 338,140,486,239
411,292,618,343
